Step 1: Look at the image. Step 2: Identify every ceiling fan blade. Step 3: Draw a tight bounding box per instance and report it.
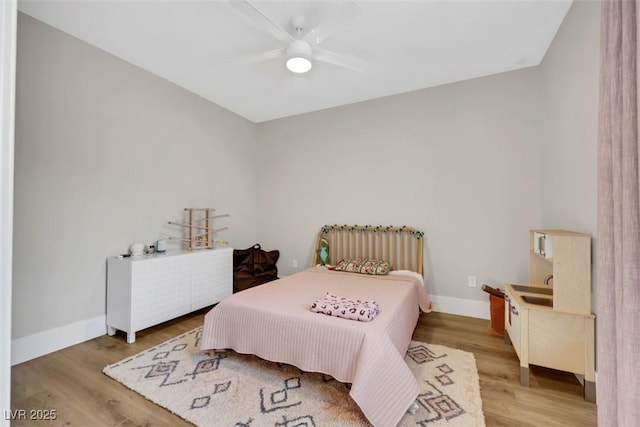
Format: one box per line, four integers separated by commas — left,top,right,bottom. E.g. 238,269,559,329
216,48,285,67
229,0,295,44
303,1,362,46
314,48,368,72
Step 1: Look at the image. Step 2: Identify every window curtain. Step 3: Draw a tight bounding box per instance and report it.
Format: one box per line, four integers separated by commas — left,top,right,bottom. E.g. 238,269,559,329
597,0,640,425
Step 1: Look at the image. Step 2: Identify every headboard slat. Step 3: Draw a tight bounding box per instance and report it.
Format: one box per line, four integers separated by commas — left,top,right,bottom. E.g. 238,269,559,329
313,225,425,275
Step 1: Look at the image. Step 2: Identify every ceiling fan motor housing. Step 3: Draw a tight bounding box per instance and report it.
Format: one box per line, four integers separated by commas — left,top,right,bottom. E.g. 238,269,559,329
287,40,312,60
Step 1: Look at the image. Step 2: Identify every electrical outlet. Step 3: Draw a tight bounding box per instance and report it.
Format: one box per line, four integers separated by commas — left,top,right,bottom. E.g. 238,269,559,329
292,259,298,268
468,276,477,288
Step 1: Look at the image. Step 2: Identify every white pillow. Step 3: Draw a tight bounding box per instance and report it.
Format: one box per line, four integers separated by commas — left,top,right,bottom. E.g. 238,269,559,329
389,270,424,286
315,264,334,269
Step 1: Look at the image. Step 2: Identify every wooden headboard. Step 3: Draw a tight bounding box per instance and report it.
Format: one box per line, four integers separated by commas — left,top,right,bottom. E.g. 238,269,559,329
312,225,424,275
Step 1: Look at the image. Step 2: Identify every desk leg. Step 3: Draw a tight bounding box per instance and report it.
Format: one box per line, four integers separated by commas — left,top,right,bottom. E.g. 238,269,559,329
519,309,530,386
584,316,596,402
585,381,596,402
127,332,136,344
520,366,530,387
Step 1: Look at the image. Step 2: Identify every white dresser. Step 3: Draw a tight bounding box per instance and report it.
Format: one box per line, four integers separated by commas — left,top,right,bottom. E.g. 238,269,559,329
106,247,232,343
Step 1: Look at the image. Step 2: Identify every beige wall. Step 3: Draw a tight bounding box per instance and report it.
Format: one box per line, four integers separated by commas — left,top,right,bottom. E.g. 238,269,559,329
13,13,258,339
540,0,599,232
539,0,600,311
257,68,543,302
12,0,601,349
255,0,600,308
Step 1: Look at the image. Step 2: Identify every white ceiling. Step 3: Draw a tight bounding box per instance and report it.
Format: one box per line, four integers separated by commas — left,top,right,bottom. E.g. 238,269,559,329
18,0,572,123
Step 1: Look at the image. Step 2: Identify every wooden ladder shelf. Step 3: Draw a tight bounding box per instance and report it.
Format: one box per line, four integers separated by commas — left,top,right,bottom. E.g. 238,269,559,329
167,208,229,250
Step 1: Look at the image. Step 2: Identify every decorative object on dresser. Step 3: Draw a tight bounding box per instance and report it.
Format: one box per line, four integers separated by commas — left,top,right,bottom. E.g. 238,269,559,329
167,208,229,250
155,239,167,253
504,229,595,402
232,244,280,293
106,247,232,343
128,242,144,256
104,327,485,427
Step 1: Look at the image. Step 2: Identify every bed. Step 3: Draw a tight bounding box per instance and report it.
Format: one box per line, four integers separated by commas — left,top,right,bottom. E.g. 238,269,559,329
200,225,433,426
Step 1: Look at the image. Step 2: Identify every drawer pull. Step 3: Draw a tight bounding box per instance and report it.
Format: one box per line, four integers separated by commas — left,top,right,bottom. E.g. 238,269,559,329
511,306,519,316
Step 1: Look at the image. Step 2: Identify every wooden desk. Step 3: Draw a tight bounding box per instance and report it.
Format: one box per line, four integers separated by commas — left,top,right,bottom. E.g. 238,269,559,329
504,283,595,402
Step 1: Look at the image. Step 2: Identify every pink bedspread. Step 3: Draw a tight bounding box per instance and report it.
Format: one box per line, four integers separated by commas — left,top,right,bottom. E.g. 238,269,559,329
200,267,433,427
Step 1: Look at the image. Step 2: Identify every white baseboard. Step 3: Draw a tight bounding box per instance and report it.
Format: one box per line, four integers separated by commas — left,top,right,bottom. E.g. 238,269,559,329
9,296,488,365
12,315,107,366
430,295,491,320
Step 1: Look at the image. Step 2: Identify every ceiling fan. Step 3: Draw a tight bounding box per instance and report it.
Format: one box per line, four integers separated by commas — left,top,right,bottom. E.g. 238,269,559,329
228,0,368,74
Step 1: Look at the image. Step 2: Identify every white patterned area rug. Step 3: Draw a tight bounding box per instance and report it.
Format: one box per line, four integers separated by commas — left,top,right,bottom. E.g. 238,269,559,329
104,327,485,426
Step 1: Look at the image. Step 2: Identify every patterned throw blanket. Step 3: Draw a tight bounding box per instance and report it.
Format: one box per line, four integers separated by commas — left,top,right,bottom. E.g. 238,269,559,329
310,293,380,321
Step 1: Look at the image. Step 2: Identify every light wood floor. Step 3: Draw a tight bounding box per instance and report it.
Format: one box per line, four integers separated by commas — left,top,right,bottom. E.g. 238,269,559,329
11,310,597,426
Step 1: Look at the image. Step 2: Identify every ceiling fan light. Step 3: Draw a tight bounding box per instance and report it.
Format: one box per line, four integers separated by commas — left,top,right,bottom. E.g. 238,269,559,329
286,40,313,73
286,56,312,73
